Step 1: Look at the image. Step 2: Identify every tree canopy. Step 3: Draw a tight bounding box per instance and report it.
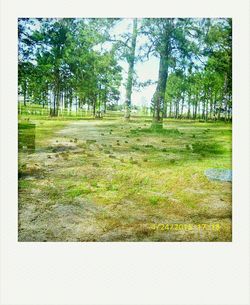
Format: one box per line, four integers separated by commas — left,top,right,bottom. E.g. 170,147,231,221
18,18,232,122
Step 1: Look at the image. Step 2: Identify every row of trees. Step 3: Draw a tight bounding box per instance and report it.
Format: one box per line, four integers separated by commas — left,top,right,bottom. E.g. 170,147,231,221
18,18,122,117
18,18,232,123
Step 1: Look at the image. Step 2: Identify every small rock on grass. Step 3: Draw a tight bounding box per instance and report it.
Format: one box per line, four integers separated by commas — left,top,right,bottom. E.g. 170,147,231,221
205,169,232,182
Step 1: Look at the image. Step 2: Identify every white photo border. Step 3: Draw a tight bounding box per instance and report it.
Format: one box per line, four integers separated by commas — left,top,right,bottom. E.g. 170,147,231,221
0,0,250,304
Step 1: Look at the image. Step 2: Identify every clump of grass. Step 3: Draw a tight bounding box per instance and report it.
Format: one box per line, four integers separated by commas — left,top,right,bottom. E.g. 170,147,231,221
61,152,69,160
78,142,87,149
90,181,99,188
130,129,138,134
46,186,62,200
149,196,160,205
86,139,96,144
192,141,225,155
130,159,139,165
135,126,181,137
106,184,119,191
131,145,140,151
66,186,91,198
185,144,192,150
19,179,33,189
86,153,95,157
18,162,42,178
168,158,176,164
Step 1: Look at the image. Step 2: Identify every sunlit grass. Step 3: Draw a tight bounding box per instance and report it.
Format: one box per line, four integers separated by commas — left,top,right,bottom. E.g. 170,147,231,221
18,114,232,241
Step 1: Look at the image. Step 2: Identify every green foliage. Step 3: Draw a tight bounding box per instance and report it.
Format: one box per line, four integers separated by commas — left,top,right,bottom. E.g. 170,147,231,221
18,18,122,116
18,18,232,124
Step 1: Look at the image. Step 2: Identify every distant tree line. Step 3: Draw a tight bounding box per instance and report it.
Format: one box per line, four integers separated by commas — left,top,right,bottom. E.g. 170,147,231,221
18,18,232,122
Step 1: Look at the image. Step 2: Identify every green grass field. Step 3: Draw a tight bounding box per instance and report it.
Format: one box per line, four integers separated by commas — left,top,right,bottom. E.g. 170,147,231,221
18,113,232,241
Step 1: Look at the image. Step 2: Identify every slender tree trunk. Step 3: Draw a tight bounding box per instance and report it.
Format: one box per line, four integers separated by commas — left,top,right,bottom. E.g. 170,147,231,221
69,91,72,115
169,100,172,118
124,18,138,120
50,90,57,116
23,79,27,107
180,95,184,118
92,95,97,117
194,100,198,120
152,53,169,127
104,92,107,113
187,93,191,119
175,100,179,118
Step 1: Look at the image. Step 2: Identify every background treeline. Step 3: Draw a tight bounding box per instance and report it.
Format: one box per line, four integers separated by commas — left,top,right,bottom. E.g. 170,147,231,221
18,18,232,122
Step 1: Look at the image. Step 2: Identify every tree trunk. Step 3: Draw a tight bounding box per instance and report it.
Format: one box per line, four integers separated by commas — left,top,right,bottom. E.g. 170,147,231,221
187,93,191,119
124,19,138,120
180,95,185,118
23,79,27,107
152,53,169,128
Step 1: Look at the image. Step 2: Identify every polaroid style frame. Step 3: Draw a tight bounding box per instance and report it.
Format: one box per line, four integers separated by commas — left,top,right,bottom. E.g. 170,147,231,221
0,0,250,304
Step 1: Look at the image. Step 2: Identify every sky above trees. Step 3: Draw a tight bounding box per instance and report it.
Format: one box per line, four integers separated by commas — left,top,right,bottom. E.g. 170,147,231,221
111,19,159,106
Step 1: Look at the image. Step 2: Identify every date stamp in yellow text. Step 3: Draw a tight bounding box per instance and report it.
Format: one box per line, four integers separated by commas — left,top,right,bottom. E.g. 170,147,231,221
149,223,221,232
